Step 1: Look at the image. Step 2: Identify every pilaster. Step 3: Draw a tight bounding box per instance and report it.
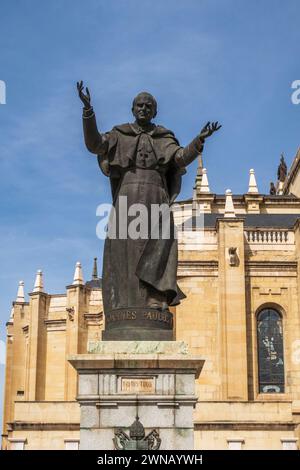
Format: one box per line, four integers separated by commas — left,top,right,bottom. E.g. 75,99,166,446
65,284,87,400
217,217,248,400
27,292,48,400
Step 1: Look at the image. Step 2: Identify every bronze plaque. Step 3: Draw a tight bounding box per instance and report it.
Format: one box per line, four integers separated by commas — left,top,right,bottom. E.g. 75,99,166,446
121,377,154,394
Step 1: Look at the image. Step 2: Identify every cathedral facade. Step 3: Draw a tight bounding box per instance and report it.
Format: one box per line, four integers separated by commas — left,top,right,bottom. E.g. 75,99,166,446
2,150,300,450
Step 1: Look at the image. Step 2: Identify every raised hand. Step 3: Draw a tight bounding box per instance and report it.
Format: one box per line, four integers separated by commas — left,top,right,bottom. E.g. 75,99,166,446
77,81,91,109
199,121,221,140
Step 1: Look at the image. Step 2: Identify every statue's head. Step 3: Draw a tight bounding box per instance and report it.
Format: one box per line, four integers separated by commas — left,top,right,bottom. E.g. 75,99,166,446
280,153,287,167
132,92,157,125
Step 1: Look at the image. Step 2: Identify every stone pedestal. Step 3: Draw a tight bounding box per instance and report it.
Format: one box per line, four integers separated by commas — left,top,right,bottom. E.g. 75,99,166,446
68,341,204,450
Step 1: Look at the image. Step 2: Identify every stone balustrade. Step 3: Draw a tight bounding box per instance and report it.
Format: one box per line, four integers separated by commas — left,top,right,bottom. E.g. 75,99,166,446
245,229,291,244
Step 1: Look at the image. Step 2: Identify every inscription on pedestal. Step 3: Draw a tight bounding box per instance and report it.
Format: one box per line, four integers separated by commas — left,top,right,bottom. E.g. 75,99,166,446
121,377,154,394
105,307,173,331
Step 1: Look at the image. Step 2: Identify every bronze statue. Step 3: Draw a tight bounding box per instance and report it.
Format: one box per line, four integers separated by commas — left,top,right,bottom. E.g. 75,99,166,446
270,182,276,195
77,82,221,340
277,154,287,182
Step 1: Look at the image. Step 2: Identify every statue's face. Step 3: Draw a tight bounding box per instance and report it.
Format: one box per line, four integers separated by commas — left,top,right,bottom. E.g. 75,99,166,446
132,93,156,125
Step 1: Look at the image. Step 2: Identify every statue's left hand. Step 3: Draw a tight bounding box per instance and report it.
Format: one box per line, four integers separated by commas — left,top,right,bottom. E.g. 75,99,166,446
200,121,221,140
77,80,91,109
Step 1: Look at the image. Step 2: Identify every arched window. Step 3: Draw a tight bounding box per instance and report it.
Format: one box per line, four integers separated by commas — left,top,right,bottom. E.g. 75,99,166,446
257,308,285,393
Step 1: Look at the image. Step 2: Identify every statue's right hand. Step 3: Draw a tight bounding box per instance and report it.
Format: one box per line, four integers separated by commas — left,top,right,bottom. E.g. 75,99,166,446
77,81,91,108
199,121,221,140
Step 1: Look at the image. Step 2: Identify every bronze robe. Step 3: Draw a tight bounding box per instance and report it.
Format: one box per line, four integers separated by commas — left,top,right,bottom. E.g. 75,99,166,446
83,118,186,315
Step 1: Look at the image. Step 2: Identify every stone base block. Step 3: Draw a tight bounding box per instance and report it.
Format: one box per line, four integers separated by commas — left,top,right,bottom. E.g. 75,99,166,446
68,341,204,450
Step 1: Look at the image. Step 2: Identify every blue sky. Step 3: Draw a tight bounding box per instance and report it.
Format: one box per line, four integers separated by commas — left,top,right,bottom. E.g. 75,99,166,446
0,0,299,427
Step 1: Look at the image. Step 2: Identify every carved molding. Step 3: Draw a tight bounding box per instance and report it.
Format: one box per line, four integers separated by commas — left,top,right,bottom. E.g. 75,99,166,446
194,422,296,431
9,422,79,431
178,260,218,277
44,319,66,331
246,261,297,277
22,325,29,335
84,312,103,326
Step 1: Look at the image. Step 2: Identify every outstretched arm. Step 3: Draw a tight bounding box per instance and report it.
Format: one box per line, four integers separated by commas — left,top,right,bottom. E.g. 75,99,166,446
175,121,221,168
77,81,104,154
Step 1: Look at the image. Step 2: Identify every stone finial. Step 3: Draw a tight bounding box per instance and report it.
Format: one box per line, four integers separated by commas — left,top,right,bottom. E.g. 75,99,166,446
16,280,25,302
192,187,197,203
199,168,210,193
9,307,14,322
33,270,44,293
92,257,98,280
193,153,204,198
277,180,284,195
73,261,84,286
248,169,259,194
224,189,236,218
